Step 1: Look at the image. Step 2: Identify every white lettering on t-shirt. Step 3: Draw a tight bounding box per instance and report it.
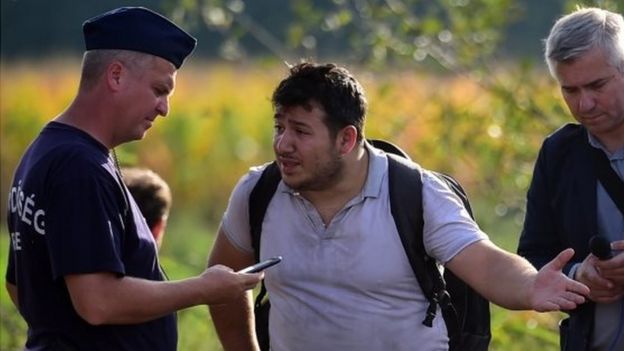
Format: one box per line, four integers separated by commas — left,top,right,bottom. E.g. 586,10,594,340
34,209,45,235
8,180,46,235
21,194,35,225
10,232,22,251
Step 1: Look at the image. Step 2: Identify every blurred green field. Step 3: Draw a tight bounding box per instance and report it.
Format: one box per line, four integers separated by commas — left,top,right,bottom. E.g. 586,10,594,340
0,59,569,350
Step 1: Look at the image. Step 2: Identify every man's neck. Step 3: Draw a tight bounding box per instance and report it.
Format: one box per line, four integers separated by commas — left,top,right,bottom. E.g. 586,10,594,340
55,92,115,149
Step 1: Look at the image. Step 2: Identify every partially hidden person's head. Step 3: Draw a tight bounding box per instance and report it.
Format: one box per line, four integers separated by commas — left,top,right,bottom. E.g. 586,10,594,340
544,7,624,142
122,167,172,250
78,7,197,143
270,62,369,191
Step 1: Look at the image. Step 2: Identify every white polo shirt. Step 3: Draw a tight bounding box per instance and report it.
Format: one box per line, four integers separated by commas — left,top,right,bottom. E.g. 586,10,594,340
222,145,488,351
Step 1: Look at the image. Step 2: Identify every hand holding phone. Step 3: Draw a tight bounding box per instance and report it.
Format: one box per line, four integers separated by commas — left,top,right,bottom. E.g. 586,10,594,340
237,256,282,274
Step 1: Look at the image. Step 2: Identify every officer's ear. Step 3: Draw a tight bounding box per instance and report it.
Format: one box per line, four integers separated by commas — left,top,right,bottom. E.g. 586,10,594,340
106,60,126,92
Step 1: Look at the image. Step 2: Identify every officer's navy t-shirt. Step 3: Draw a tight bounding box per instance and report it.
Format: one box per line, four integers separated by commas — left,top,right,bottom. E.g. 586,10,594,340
5,122,177,350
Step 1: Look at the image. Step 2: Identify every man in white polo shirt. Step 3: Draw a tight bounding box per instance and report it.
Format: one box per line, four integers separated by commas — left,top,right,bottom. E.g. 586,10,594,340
209,62,589,351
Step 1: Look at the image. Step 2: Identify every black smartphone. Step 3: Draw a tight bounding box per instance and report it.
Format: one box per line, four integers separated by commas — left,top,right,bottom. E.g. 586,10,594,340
237,256,282,274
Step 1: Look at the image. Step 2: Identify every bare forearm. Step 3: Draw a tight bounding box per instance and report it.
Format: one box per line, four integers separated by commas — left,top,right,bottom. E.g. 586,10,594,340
66,265,258,325
448,240,587,312
210,291,259,351
8,276,203,322
67,274,208,324
98,276,212,323
448,240,535,309
477,248,536,309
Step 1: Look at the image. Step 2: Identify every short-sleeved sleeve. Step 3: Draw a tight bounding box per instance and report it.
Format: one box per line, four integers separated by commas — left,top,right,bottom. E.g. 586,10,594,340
421,171,489,264
45,157,125,279
220,167,266,253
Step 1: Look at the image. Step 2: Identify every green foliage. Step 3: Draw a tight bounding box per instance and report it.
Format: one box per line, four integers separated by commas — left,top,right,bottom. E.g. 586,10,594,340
2,4,617,349
1,59,568,350
157,0,620,219
168,0,519,67
0,60,565,350
153,0,620,222
0,60,567,235
3,1,621,349
564,0,622,12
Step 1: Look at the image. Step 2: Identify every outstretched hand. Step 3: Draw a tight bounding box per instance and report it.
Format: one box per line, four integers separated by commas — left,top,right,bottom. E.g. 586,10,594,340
530,248,589,312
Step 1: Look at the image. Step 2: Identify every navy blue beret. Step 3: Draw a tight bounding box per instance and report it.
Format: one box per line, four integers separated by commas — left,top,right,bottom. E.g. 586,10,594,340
83,7,197,69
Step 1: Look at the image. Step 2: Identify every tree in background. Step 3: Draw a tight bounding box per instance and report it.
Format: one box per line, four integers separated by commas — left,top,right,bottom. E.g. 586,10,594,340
165,0,620,66
162,0,622,221
166,0,516,66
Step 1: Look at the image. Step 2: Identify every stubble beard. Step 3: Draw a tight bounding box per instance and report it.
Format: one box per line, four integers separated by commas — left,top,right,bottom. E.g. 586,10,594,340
286,150,344,192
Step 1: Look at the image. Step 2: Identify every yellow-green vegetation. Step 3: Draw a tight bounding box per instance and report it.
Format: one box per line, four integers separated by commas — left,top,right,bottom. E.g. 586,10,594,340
1,59,569,350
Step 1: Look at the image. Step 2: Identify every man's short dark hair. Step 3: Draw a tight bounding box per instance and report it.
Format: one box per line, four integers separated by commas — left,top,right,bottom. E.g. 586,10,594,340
271,62,368,141
122,167,171,230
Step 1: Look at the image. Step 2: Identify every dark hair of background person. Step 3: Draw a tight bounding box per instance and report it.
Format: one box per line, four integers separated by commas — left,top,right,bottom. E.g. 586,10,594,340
122,167,172,230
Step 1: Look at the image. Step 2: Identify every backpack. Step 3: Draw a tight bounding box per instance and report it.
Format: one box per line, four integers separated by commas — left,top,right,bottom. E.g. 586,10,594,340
248,139,491,351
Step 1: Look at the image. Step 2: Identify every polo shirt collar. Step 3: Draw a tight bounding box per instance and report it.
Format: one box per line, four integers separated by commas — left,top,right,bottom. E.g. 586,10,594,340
361,140,387,199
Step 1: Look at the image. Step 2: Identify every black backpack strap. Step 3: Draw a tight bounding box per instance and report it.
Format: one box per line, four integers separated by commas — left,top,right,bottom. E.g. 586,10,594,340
386,154,460,335
249,161,282,262
248,162,281,351
590,146,624,216
369,139,411,159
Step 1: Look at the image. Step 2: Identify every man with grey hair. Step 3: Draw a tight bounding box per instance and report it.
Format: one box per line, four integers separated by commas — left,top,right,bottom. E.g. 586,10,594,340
518,7,624,351
5,7,262,350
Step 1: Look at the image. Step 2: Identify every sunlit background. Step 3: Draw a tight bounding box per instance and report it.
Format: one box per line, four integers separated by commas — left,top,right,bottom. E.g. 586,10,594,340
2,1,622,350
